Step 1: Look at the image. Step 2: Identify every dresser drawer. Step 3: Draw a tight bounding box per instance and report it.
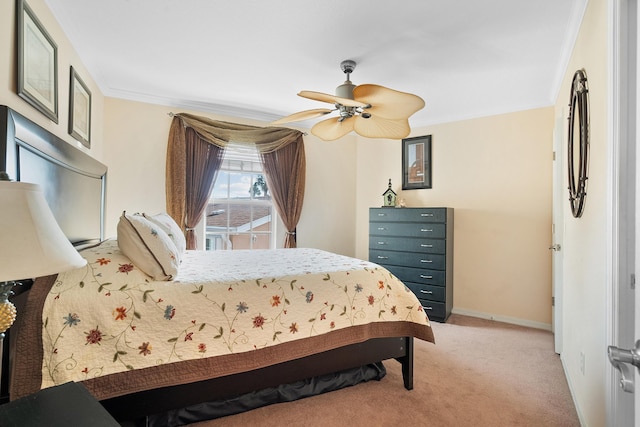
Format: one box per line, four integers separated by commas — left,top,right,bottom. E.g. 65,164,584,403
369,222,446,239
405,282,446,302
420,300,446,320
370,250,446,270
369,236,446,254
384,265,445,286
370,208,447,223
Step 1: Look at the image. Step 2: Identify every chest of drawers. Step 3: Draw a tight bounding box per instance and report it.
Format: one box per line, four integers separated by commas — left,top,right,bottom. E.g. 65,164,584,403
369,207,453,322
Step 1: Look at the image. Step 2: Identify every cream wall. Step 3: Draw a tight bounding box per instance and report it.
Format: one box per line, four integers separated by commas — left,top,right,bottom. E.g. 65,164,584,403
554,0,608,425
0,0,105,163
297,133,358,256
102,99,170,235
102,98,358,256
355,108,554,328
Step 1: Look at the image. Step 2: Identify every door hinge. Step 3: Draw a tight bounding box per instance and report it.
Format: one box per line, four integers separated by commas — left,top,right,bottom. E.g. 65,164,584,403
631,273,636,290
552,296,555,306
553,151,556,161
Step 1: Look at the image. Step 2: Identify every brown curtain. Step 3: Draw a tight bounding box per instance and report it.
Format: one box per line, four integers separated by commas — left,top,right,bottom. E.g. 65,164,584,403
184,127,225,249
166,112,305,249
166,120,225,249
172,112,301,152
259,137,306,248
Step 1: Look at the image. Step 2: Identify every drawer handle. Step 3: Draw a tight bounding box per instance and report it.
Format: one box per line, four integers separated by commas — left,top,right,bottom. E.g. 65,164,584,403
424,306,433,310
420,228,433,232
420,259,433,263
377,227,386,230
377,213,385,216
420,275,433,279
377,256,389,260
377,242,386,245
420,290,433,294
420,244,433,248
421,213,434,217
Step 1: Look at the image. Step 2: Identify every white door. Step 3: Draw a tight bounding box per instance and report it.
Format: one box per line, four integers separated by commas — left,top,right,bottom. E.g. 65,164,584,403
551,113,564,355
607,0,639,424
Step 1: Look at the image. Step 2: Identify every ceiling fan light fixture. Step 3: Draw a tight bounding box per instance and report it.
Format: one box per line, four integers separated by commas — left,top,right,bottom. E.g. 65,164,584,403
273,59,425,141
335,59,357,99
335,80,356,100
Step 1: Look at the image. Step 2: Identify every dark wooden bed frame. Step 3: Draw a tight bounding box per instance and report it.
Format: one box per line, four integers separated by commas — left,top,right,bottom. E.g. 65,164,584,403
0,105,415,423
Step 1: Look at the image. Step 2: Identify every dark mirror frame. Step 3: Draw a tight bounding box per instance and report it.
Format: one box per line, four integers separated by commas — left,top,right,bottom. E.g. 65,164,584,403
567,69,590,218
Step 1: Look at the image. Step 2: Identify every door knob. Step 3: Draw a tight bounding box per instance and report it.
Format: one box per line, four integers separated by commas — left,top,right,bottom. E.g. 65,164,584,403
608,340,640,393
549,244,561,251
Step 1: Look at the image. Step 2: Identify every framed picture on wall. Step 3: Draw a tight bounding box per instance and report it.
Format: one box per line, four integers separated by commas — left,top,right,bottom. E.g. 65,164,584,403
402,135,432,190
68,66,91,147
17,0,59,123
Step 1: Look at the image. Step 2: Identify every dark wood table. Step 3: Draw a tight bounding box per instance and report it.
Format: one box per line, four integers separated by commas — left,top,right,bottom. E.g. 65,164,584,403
0,381,119,426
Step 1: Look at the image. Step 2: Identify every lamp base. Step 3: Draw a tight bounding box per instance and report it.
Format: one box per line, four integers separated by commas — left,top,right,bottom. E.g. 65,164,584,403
0,281,18,339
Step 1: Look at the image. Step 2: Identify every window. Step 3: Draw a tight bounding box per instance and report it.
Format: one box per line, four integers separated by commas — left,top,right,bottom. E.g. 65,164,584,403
205,144,275,250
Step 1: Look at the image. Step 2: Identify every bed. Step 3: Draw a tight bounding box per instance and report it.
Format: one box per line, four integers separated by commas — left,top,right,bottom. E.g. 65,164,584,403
0,105,435,425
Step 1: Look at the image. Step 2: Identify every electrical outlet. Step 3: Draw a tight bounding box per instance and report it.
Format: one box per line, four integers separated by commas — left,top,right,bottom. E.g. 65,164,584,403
580,352,585,375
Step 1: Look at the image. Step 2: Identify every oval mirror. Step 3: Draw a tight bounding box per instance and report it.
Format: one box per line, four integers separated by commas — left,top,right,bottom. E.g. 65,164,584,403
567,69,590,218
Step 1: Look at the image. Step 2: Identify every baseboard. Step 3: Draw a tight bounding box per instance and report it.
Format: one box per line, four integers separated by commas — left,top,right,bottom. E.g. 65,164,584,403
451,307,552,331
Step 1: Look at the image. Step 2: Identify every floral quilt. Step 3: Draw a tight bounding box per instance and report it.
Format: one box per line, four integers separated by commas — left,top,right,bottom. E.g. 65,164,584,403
16,240,434,400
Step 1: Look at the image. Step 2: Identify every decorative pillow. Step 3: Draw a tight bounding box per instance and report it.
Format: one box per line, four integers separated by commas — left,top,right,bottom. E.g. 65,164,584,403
143,212,187,255
117,211,180,281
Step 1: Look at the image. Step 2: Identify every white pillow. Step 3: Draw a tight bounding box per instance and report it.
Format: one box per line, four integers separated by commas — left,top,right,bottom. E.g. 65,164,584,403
143,212,187,255
117,211,180,281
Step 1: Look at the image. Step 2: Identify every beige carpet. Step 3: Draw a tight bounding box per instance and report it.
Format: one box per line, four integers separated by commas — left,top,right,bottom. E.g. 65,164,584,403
189,314,580,427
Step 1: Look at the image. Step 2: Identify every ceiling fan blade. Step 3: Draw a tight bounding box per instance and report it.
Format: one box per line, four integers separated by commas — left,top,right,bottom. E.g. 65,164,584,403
353,115,411,140
271,108,334,125
310,117,355,141
298,90,368,108
353,84,425,119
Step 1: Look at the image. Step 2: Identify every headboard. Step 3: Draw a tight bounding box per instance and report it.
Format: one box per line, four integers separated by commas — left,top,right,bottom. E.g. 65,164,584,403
0,105,107,403
0,105,107,247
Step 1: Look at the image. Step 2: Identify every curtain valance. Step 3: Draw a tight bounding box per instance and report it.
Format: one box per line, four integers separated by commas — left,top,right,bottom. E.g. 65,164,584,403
167,112,306,249
172,112,303,153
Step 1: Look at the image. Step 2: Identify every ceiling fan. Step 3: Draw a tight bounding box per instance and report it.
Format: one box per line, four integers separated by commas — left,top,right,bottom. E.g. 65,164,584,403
271,60,425,141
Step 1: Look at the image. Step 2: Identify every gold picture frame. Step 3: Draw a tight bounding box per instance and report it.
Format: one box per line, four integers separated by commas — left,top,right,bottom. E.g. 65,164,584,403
68,66,92,148
17,0,58,123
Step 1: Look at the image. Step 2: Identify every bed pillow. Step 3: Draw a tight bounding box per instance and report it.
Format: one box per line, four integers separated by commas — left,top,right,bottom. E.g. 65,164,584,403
117,211,180,281
143,212,187,255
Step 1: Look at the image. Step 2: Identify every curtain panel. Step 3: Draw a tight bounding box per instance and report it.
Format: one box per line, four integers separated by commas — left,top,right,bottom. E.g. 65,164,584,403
260,141,306,248
166,113,305,249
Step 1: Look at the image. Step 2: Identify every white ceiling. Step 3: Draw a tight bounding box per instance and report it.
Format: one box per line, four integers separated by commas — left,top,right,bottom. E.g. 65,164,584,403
45,0,587,129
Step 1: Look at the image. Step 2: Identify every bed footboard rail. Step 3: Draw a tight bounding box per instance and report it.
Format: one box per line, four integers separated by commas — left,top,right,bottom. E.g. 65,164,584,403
102,336,414,422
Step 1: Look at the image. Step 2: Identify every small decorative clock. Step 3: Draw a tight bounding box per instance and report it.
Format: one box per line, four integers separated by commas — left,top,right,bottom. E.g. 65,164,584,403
382,179,397,207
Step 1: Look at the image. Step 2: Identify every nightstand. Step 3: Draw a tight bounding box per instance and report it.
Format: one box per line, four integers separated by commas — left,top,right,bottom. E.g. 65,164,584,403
0,381,118,426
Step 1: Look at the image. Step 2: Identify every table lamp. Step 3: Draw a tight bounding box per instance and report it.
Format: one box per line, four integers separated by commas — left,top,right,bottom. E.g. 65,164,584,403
0,174,87,339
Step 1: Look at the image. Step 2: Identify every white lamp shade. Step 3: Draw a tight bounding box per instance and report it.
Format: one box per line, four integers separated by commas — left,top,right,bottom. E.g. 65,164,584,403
0,181,87,282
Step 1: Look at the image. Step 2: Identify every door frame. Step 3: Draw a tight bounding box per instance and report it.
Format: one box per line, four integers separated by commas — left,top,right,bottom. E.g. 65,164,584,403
606,0,637,424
